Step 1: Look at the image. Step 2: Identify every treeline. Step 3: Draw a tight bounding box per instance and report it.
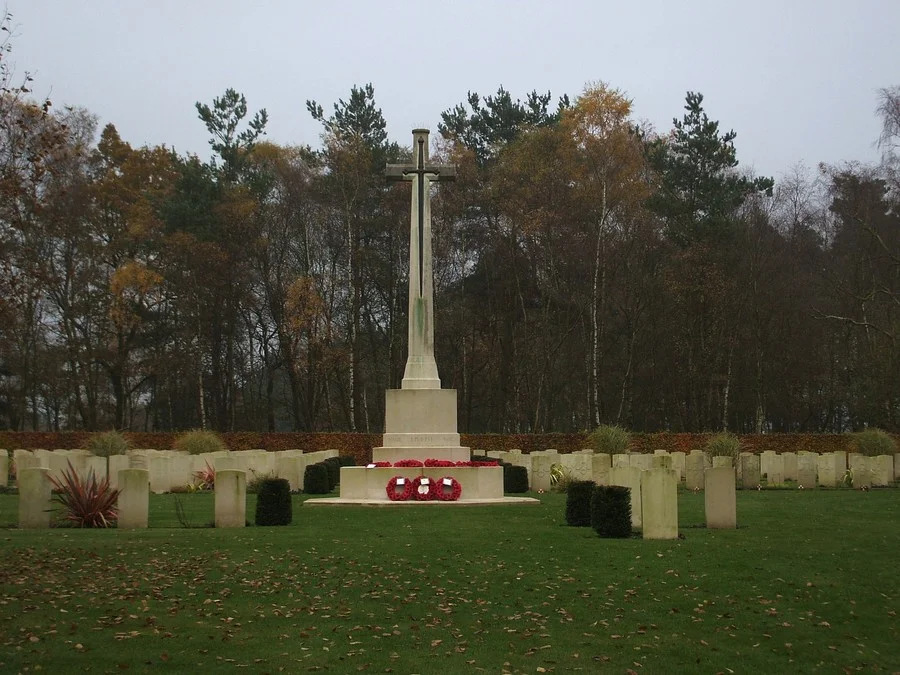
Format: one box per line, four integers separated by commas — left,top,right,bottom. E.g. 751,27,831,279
1,17,899,433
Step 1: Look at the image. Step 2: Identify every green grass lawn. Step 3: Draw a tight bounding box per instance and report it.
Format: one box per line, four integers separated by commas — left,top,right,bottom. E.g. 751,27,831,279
0,489,898,673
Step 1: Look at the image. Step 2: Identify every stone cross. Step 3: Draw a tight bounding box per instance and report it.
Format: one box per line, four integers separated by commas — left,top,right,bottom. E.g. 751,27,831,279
386,129,456,389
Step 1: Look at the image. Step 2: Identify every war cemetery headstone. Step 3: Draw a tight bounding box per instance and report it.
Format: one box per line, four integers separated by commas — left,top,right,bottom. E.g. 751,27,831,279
0,450,8,488
685,451,706,490
740,453,760,489
797,453,817,489
652,454,673,470
760,451,784,485
18,467,52,529
870,455,893,486
705,466,737,529
118,469,150,528
670,451,685,482
215,469,246,527
641,468,678,540
782,452,798,481
592,453,611,485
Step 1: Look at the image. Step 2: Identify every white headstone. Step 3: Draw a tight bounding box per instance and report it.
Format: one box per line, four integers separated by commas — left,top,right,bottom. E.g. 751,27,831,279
705,467,737,529
215,469,246,528
18,467,52,529
609,466,642,528
118,468,150,528
641,468,678,540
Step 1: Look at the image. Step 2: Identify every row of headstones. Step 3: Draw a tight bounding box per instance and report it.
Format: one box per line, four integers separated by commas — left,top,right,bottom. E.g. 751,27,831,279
480,449,900,490
3,448,339,493
16,466,252,529
587,464,738,540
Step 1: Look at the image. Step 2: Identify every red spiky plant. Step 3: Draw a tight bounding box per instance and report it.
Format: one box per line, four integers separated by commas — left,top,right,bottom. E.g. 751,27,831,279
47,460,121,528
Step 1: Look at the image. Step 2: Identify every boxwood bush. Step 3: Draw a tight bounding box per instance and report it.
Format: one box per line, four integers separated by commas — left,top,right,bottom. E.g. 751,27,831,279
503,464,529,493
590,485,632,538
303,462,331,494
565,480,595,526
255,478,292,526
323,456,341,489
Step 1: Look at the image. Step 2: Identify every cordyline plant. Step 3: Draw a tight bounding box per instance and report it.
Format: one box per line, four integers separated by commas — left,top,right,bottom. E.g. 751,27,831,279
47,460,121,528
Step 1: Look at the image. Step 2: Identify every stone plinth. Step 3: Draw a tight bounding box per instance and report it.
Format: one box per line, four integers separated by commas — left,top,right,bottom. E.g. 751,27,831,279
641,468,678,540
215,469,246,528
740,454,761,489
373,389,470,463
609,466,642,529
117,469,150,528
705,467,736,529
685,451,706,490
797,454,817,489
19,467,52,529
592,453,611,485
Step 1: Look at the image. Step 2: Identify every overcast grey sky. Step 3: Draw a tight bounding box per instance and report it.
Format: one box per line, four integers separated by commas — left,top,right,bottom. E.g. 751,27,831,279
9,1,899,180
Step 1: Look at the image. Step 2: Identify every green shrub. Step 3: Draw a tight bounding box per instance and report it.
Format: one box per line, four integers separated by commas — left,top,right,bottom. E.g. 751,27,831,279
86,431,129,457
587,425,630,455
247,469,277,494
255,478,292,526
550,463,574,493
338,455,355,467
590,485,632,538
173,429,227,455
323,457,341,489
48,460,121,528
470,454,492,463
303,462,331,494
565,480,595,526
851,428,897,457
705,432,740,459
503,464,529,493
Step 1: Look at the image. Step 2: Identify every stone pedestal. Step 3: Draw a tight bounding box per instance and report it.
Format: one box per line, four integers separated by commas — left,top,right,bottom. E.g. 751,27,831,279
641,468,678,540
609,466,643,529
705,467,736,529
118,469,150,528
373,389,470,463
215,470,246,528
19,467,52,529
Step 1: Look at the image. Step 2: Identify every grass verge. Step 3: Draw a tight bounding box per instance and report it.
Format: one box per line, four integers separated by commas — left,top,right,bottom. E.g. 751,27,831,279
0,490,897,673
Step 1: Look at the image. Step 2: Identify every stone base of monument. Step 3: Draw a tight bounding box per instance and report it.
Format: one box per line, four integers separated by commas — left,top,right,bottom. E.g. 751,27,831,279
304,466,539,506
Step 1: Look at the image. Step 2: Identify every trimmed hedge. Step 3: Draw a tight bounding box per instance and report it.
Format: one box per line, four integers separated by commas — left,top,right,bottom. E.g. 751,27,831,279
303,463,331,495
591,485,632,538
323,457,341,489
565,480,595,526
255,478,292,526
503,464,529,493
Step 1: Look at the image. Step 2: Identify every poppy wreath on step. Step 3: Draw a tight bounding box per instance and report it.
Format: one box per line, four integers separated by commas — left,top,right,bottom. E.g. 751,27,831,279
411,475,437,501
435,476,462,501
393,459,424,468
386,475,414,501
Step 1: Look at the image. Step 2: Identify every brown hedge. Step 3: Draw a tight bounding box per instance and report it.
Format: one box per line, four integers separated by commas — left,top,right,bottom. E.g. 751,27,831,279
0,431,891,463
